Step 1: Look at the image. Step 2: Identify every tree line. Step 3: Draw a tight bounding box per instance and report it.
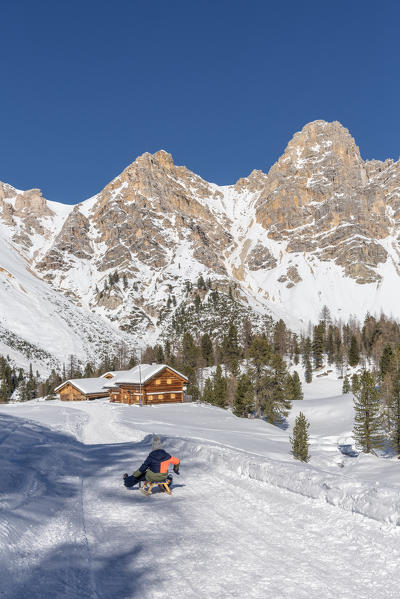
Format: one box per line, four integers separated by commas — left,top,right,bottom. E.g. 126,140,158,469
342,349,400,457
0,356,45,402
137,319,304,425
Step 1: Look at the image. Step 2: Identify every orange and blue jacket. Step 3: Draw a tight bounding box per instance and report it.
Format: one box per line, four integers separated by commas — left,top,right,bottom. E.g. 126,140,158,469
138,449,180,475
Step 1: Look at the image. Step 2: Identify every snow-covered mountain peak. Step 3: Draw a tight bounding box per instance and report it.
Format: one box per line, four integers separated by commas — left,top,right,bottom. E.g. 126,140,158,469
2,120,400,369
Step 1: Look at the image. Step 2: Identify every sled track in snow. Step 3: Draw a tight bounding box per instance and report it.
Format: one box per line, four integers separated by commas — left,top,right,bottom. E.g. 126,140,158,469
1,404,400,599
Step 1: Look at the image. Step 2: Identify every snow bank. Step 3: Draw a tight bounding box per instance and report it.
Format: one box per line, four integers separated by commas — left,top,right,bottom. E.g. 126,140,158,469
101,415,400,526
163,436,400,527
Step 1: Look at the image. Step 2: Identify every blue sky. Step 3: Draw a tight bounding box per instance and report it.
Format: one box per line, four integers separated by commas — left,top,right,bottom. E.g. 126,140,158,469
1,0,399,204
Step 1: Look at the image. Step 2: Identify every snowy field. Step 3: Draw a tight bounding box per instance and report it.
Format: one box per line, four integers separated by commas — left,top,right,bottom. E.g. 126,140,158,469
1,376,400,598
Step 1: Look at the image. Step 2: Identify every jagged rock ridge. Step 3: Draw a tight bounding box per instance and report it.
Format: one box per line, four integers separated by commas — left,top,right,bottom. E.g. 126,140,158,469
1,120,400,358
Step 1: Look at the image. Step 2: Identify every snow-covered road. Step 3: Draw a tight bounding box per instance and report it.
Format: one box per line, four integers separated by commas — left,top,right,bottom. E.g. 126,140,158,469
1,400,400,598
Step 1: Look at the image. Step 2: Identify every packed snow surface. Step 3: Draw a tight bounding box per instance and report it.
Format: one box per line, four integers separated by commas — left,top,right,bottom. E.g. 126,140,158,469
1,376,400,598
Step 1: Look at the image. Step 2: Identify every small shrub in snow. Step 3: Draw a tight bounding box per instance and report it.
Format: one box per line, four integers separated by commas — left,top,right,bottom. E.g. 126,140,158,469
342,375,351,394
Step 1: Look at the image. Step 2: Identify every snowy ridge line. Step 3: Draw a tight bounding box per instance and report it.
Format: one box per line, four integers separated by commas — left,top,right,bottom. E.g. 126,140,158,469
148,433,400,527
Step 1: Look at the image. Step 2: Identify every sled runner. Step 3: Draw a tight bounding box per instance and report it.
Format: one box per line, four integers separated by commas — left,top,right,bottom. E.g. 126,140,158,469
141,478,172,496
123,472,173,495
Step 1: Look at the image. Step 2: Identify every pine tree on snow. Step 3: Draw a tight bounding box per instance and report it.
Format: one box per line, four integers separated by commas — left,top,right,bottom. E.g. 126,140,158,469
248,336,271,416
213,365,228,408
348,335,360,367
202,377,214,404
0,372,7,402
380,344,394,378
200,333,214,367
305,359,312,384
351,373,360,395
287,370,303,400
353,371,383,453
301,337,312,368
262,353,292,425
233,374,254,417
389,370,400,455
222,322,241,376
312,322,325,369
290,412,310,462
293,335,300,365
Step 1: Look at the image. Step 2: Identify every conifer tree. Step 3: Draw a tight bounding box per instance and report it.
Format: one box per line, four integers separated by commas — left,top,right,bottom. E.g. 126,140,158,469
320,305,331,326
248,336,271,416
348,335,360,367
290,412,310,462
202,377,214,404
154,344,164,364
302,337,312,367
342,375,351,394
194,294,201,312
293,335,300,365
223,322,241,376
287,370,303,400
304,359,312,384
389,370,400,455
380,344,394,378
128,355,137,368
84,362,94,378
181,332,199,369
353,371,383,453
200,333,214,367
249,336,271,367
18,380,28,402
262,353,292,424
0,372,7,402
326,326,335,364
312,322,325,369
233,374,254,417
242,317,253,353
273,319,287,354
213,365,228,408
351,373,360,395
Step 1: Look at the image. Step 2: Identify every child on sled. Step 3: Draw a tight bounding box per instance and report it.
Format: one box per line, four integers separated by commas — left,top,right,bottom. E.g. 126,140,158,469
123,435,180,491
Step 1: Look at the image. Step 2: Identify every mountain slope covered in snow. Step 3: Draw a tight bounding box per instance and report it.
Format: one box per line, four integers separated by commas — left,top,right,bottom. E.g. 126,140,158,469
1,119,400,369
0,232,136,374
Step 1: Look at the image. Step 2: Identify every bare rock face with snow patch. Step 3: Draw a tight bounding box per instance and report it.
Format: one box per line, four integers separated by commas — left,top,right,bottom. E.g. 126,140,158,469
1,119,400,354
252,121,396,283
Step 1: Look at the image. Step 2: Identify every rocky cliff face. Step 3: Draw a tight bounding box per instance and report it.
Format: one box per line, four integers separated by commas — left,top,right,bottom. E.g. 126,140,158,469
1,120,400,340
250,121,400,283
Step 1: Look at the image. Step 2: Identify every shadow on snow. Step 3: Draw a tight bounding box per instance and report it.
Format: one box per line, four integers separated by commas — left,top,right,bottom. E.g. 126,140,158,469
0,413,185,598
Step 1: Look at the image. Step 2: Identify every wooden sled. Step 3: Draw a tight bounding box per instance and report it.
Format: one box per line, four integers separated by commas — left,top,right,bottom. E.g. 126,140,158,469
141,479,172,496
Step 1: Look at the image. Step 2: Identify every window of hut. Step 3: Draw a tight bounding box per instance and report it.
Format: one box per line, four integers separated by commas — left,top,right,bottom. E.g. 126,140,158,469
167,378,172,384
156,379,161,385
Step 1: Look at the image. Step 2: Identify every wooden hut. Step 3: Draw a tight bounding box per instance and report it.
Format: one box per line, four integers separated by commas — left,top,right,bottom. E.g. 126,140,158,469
105,364,188,405
54,377,110,401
